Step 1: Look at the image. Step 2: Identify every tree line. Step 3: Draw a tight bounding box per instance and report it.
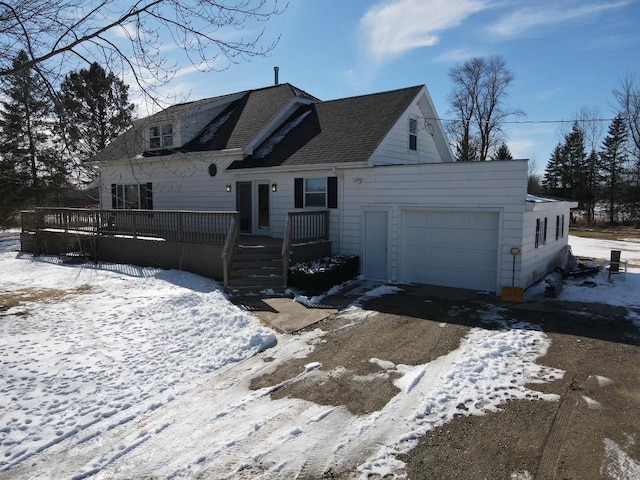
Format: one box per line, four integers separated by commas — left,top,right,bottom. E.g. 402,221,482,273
0,1,283,225
445,55,640,225
0,52,134,223
541,77,640,225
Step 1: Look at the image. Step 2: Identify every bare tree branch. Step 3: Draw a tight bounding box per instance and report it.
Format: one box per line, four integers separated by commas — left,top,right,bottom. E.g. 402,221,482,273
0,1,284,96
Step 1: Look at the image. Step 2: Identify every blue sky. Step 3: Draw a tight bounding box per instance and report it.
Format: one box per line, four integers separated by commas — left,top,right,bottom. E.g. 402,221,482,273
148,0,640,174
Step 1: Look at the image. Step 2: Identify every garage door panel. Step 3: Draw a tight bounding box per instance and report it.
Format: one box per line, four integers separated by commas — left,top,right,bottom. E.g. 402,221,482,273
400,210,499,291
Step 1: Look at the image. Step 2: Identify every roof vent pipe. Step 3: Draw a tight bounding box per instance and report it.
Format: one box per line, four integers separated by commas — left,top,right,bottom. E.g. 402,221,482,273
274,66,279,85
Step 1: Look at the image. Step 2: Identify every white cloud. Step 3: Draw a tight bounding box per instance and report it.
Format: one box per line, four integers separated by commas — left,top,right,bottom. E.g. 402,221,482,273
489,1,632,38
360,0,488,63
435,48,484,63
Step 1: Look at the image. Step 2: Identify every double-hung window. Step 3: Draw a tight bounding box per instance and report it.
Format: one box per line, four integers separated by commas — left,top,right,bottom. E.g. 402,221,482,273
294,177,338,209
149,124,173,149
555,214,566,240
409,118,418,151
304,178,327,208
535,217,548,248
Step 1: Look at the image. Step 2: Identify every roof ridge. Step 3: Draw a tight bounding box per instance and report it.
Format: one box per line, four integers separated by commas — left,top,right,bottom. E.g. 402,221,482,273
319,84,424,104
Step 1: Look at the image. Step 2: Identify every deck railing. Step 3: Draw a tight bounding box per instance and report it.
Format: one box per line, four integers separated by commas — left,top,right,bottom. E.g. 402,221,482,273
221,216,239,288
282,210,330,281
21,207,239,246
289,210,330,244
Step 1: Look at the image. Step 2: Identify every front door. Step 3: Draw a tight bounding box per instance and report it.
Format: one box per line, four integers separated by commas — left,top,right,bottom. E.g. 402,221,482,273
237,182,252,234
257,182,270,234
236,181,271,235
364,210,388,280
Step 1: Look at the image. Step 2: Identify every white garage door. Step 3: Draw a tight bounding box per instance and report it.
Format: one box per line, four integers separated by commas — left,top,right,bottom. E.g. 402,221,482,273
400,210,499,292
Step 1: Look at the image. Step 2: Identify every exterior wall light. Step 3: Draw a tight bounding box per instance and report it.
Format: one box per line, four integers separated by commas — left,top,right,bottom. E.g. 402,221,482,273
226,184,232,192
271,183,277,192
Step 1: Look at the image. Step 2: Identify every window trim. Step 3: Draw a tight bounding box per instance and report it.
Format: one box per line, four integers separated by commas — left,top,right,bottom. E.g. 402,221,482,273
535,217,548,248
149,123,174,149
294,177,338,209
408,117,418,152
111,183,153,210
303,177,327,208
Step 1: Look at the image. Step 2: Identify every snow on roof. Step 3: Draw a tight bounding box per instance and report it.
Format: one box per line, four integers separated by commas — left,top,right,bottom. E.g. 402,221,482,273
526,194,557,203
253,108,312,159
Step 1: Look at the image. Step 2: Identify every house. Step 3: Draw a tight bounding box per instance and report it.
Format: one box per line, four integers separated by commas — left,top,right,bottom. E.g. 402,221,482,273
86,82,575,294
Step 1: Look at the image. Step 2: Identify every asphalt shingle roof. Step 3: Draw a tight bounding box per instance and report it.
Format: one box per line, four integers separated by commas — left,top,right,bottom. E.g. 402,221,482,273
228,85,423,169
92,83,421,169
92,84,318,162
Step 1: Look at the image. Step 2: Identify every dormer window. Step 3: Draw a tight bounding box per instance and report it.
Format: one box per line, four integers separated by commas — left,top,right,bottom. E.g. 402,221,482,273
409,118,418,151
149,124,173,149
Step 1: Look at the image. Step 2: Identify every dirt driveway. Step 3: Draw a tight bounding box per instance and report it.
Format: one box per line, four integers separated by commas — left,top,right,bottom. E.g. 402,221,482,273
250,284,640,479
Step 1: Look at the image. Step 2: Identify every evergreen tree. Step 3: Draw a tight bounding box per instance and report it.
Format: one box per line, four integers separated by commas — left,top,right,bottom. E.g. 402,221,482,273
583,150,600,223
562,121,587,202
542,143,563,193
599,114,628,223
0,51,64,216
60,63,134,160
492,142,513,160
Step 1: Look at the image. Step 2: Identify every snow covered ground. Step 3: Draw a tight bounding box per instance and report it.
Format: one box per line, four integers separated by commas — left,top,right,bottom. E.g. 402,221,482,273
1,233,639,478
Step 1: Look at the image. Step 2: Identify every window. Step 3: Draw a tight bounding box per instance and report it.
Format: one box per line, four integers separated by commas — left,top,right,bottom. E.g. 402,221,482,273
561,214,565,238
409,118,418,151
149,124,173,149
535,217,548,248
555,215,560,240
111,183,153,209
294,177,338,209
304,178,327,207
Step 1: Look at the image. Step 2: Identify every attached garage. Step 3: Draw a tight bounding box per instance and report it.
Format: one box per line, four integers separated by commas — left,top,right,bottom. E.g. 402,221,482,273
399,210,500,292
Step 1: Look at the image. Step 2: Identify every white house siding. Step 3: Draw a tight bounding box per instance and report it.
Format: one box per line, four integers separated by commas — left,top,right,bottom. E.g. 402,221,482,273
335,160,529,293
231,168,342,243
99,154,241,211
369,102,442,166
99,155,557,294
520,202,573,287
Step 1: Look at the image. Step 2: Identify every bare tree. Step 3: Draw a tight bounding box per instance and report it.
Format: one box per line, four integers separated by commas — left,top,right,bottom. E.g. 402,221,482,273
447,55,523,162
447,57,482,162
0,1,284,98
613,73,640,155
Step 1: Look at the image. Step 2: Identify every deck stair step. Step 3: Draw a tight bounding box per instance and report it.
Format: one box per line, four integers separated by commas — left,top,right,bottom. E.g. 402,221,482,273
225,237,286,295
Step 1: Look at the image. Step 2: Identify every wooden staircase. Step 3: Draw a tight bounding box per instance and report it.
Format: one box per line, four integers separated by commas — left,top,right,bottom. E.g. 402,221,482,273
225,237,286,295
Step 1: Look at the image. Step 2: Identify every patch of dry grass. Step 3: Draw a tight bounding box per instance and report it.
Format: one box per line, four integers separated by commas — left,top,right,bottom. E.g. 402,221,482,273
570,228,640,241
0,285,94,313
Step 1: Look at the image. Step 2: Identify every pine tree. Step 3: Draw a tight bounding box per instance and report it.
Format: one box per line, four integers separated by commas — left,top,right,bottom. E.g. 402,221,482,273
492,142,513,160
563,122,587,202
583,150,600,223
542,143,564,194
60,63,134,160
0,50,64,213
599,114,628,223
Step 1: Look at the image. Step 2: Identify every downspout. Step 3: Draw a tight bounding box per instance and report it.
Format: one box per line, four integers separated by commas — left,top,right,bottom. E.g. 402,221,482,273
332,166,344,254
